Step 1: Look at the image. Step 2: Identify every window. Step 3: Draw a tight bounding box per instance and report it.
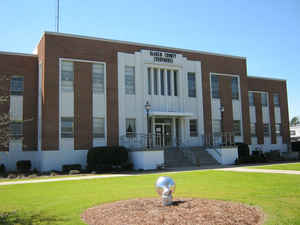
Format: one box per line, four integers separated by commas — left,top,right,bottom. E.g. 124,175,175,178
10,76,24,95
173,70,178,96
250,123,256,136
125,66,135,95
249,92,254,106
61,61,74,92
232,77,239,100
61,117,74,138
233,120,241,136
211,75,219,99
153,68,158,95
9,121,23,138
167,70,172,96
160,69,165,95
188,72,196,97
212,120,221,134
261,93,268,106
92,64,104,94
126,119,136,137
275,123,281,136
189,120,198,137
93,117,105,138
148,68,152,95
264,123,270,136
273,94,280,107
290,130,296,136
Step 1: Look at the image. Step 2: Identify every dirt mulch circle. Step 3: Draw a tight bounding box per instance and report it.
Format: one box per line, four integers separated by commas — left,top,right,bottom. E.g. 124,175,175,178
81,198,264,225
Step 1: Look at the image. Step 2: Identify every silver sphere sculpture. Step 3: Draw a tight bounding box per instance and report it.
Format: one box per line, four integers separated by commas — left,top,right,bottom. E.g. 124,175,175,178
155,176,176,206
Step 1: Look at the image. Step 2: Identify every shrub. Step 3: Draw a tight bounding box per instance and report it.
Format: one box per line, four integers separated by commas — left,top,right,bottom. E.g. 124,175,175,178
0,164,5,173
87,146,129,172
291,141,300,152
62,164,82,173
16,160,31,173
265,150,282,161
235,143,251,163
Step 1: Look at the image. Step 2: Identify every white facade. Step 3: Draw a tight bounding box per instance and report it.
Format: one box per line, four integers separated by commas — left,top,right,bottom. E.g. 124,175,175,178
290,125,300,141
118,50,204,148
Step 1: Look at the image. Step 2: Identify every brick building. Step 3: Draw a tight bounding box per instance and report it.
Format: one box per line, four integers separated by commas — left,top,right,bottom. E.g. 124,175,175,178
0,32,290,171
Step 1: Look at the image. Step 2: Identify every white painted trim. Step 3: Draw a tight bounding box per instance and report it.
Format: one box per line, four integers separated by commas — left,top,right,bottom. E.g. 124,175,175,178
0,51,37,57
248,75,286,82
59,58,108,150
44,31,246,60
210,72,239,78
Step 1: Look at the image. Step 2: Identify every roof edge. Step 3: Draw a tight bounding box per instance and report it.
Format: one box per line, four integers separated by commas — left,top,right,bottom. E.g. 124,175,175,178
248,75,286,82
43,31,247,60
0,51,37,57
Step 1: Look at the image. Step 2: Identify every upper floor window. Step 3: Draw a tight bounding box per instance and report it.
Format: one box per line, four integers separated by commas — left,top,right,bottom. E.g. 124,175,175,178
232,77,239,100
188,72,196,97
249,92,254,106
61,61,74,92
211,75,219,99
125,66,135,95
275,123,281,136
61,117,74,138
233,120,241,136
10,76,24,96
167,70,172,96
92,64,104,94
147,68,152,95
153,68,158,95
189,119,198,137
126,119,136,137
273,93,280,107
261,93,268,106
93,117,105,138
173,70,178,96
160,69,165,95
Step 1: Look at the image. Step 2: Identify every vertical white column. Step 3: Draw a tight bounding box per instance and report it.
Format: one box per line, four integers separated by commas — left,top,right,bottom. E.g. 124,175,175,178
152,116,155,146
170,70,174,96
172,117,176,146
157,68,160,96
180,118,185,145
150,67,153,95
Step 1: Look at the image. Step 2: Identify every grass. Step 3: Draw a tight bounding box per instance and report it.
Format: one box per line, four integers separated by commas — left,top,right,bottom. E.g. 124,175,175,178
250,162,300,171
0,170,300,225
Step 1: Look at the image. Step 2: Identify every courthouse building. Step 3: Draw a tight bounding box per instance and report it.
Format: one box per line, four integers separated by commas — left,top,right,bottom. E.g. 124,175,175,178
0,32,290,171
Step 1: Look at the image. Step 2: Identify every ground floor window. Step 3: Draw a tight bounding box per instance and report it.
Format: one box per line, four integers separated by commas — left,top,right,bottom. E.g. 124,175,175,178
275,123,281,136
61,117,74,138
126,119,136,137
93,117,105,138
250,123,256,136
212,119,221,135
264,123,270,136
189,119,198,137
233,120,241,136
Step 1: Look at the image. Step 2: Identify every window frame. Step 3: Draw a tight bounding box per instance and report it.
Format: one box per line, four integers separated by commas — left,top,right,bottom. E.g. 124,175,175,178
250,123,256,137
126,118,136,137
61,117,74,138
263,123,270,136
189,119,198,137
273,93,280,107
9,121,23,138
211,74,220,99
275,123,281,136
249,92,255,106
125,66,135,95
261,93,268,107
93,117,105,138
231,77,239,100
212,119,221,135
187,72,196,98
61,61,74,93
233,120,241,136
92,63,105,94
10,76,24,96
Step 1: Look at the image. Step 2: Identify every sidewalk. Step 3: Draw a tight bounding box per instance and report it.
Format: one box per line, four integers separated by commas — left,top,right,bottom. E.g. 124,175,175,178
218,167,300,175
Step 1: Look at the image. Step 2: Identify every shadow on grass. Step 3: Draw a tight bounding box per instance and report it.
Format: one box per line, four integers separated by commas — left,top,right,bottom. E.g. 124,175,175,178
0,211,66,225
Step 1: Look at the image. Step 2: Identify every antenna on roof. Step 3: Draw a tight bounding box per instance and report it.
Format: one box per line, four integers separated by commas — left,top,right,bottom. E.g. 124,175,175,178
55,0,60,32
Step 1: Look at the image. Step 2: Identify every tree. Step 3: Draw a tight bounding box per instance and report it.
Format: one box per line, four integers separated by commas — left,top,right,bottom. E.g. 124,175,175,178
290,116,300,126
0,76,10,149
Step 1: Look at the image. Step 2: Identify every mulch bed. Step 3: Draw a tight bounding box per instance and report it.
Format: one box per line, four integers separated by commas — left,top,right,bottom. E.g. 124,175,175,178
81,198,264,225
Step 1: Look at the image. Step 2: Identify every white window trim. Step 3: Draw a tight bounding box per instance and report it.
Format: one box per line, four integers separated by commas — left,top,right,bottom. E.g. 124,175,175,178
59,58,107,150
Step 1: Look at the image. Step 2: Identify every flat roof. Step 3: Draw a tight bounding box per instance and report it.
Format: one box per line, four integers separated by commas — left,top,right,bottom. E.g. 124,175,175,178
44,31,246,60
248,75,286,82
0,51,37,57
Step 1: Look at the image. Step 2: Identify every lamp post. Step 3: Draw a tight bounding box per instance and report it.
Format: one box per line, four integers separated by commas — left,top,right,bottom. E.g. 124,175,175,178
145,101,151,148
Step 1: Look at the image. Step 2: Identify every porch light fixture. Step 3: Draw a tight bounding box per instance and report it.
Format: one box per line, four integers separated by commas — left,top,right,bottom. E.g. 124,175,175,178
145,101,151,148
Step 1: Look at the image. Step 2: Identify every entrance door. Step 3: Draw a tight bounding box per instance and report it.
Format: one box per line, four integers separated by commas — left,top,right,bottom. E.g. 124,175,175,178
155,123,172,147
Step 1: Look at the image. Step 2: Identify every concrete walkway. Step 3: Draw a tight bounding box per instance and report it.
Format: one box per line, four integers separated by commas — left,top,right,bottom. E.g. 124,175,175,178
0,174,133,186
218,167,300,175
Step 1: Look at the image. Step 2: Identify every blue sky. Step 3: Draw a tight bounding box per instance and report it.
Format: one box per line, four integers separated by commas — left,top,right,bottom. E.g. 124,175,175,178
0,0,299,119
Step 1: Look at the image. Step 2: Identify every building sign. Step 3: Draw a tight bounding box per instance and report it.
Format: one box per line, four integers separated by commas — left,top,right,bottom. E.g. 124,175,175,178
150,50,176,63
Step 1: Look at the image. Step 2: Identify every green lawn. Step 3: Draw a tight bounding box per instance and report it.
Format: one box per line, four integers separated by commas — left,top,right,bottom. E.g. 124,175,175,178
251,162,300,171
0,170,300,225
